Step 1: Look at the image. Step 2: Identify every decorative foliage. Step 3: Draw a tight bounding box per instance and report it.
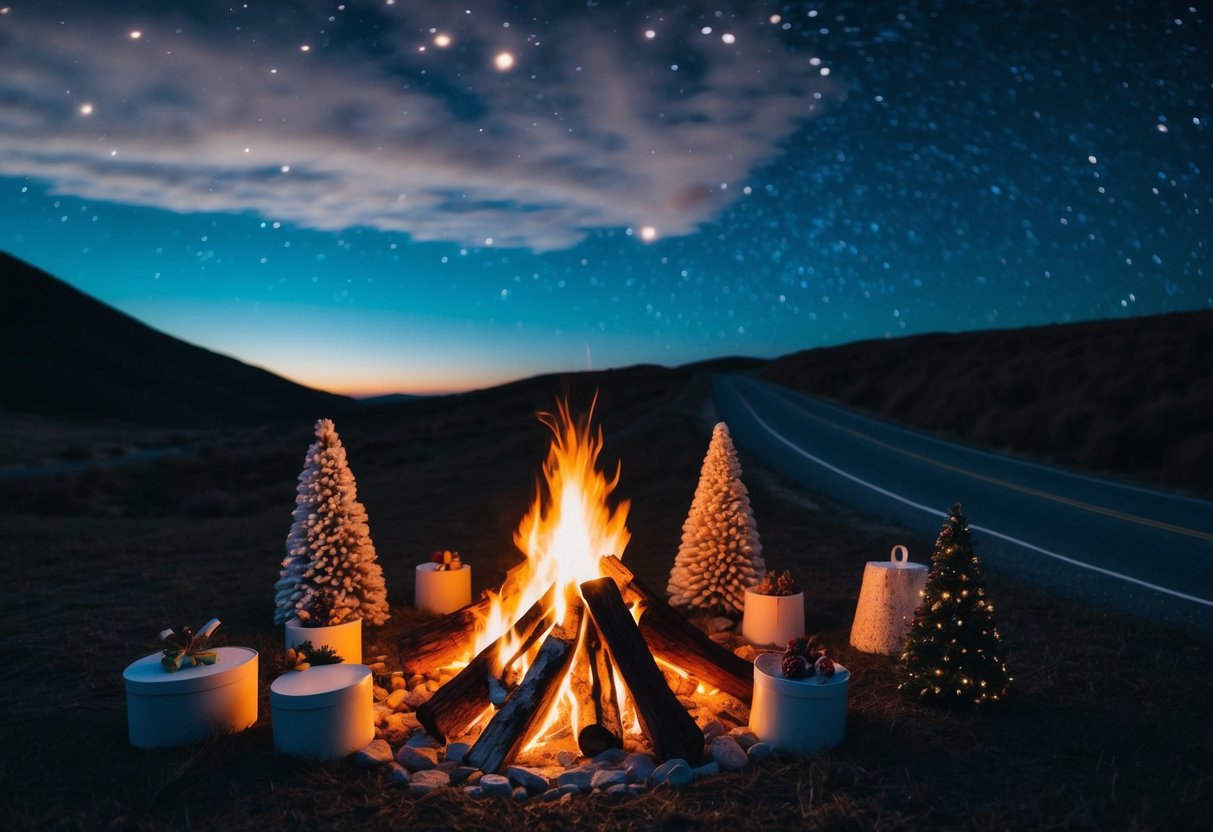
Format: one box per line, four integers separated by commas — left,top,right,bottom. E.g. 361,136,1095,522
667,422,765,614
430,549,464,571
284,640,344,672
753,568,801,597
900,502,1011,706
159,617,220,671
274,418,390,627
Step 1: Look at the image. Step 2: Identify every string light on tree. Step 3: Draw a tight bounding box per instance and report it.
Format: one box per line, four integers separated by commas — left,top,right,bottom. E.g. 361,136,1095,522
494,51,515,71
899,502,1011,706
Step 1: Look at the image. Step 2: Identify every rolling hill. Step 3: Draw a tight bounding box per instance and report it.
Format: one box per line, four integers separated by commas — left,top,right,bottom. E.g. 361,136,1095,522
1,252,350,428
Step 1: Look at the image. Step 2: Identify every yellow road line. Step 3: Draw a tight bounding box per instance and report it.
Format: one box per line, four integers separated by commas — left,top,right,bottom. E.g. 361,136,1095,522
763,386,1213,544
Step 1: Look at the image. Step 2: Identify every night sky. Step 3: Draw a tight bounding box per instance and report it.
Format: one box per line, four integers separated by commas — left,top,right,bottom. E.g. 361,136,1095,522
1,1,1208,395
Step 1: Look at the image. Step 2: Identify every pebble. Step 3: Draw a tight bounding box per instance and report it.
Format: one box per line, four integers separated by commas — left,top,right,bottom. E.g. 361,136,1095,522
542,788,563,802
463,786,484,798
368,661,389,675
605,783,631,795
395,745,438,771
709,632,733,645
354,739,394,767
373,685,390,702
407,769,450,796
444,742,470,764
702,720,726,743
436,760,459,773
408,674,426,689
623,752,656,784
628,784,647,797
373,705,391,724
384,689,407,711
734,644,758,662
479,773,513,798
556,768,595,792
747,742,773,762
385,762,410,786
513,786,530,802
507,766,550,794
591,769,627,790
706,616,736,634
556,750,578,768
558,783,581,797
692,761,720,779
675,677,699,697
405,731,443,749
651,759,693,788
405,688,432,709
593,747,628,765
710,736,749,771
729,728,759,750
449,766,478,786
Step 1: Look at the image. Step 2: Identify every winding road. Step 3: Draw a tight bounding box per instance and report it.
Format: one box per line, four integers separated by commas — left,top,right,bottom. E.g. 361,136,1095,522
714,374,1213,635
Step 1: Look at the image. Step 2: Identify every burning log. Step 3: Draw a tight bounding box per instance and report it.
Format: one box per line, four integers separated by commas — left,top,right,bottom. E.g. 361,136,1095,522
573,618,623,757
465,596,585,773
579,577,704,763
397,561,531,675
598,555,754,704
416,586,556,744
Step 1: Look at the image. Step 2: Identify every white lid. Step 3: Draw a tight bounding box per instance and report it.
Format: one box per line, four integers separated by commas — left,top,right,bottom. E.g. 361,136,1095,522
123,647,258,695
754,652,850,700
415,562,469,573
271,664,372,709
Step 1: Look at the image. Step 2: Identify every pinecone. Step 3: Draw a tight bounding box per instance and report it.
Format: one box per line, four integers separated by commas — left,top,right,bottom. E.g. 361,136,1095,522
815,655,836,678
782,653,810,679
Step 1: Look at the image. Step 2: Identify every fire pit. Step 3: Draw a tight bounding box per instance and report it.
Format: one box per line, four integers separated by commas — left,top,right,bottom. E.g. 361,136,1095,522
394,402,755,774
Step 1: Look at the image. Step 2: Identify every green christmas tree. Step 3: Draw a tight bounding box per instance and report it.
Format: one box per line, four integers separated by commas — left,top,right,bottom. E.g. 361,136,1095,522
900,502,1010,706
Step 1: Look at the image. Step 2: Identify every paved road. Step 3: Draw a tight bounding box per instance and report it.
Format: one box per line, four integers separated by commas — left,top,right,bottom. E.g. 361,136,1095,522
714,374,1213,635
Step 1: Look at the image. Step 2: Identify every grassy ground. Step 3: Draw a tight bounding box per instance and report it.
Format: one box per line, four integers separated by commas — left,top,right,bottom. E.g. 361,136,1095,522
1,367,1210,830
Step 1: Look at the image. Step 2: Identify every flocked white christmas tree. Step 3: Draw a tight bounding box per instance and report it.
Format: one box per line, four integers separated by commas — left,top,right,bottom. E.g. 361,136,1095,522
274,418,390,626
667,422,765,614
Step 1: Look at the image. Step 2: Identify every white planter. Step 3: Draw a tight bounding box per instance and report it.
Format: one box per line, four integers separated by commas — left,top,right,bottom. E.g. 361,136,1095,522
415,563,472,615
742,589,805,647
123,646,258,748
749,652,849,755
271,664,374,760
849,545,929,655
284,617,362,665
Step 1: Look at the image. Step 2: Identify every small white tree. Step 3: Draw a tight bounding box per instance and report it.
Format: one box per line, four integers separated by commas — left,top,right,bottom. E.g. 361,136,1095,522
667,422,765,614
274,418,390,626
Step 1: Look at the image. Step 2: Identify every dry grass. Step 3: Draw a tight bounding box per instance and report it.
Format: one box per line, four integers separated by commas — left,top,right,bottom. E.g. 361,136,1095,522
1,366,1210,831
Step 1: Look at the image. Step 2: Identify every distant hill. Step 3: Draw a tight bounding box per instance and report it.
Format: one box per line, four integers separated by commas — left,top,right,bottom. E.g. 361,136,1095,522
761,311,1213,491
0,252,351,428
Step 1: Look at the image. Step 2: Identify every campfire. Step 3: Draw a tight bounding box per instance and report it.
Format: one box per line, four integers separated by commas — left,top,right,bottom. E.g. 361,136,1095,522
397,402,754,773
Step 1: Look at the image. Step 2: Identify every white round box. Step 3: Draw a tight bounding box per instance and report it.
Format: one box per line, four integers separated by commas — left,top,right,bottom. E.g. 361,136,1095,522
123,646,259,748
284,617,362,665
742,589,805,647
414,563,472,615
271,664,374,760
749,652,849,755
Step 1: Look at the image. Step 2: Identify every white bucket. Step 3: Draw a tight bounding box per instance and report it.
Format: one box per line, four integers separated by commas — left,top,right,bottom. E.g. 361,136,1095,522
849,545,928,655
741,589,805,648
415,563,472,615
284,617,362,665
123,646,258,748
749,652,849,755
271,664,374,760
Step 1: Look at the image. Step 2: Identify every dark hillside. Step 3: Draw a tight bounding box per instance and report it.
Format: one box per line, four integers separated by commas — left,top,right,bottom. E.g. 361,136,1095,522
761,311,1213,491
1,252,350,428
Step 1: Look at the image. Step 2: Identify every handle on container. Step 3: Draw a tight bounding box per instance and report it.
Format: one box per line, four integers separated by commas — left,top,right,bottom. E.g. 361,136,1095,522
890,545,909,565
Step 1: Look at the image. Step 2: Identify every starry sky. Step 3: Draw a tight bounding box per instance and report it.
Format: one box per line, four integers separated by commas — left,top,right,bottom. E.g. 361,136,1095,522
1,1,1208,396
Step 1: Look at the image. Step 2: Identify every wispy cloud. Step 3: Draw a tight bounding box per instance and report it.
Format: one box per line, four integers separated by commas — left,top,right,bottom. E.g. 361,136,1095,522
0,2,833,251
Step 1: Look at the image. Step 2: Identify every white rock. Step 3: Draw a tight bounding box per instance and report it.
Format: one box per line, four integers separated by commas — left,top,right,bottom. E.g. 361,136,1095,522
385,762,410,785
556,750,578,768
354,739,394,767
591,769,627,790
747,742,773,762
542,788,563,802
395,745,438,771
512,786,529,802
605,783,631,795
384,689,407,710
702,719,726,743
651,759,693,788
405,688,432,709
692,761,720,779
710,736,749,771
706,616,736,634
728,728,759,750
444,741,470,764
407,769,450,796
406,730,442,749
478,773,513,798
556,768,595,792
593,747,628,764
449,766,478,785
463,786,483,798
624,752,656,784
507,766,550,794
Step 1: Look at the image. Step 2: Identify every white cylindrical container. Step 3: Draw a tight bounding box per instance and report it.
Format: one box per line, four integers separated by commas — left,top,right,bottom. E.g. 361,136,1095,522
284,617,362,665
271,664,374,760
849,545,929,655
123,646,258,748
414,563,472,615
749,652,849,755
742,589,805,648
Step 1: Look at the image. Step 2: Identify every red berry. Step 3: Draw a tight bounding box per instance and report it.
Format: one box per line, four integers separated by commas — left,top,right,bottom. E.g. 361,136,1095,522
814,655,836,678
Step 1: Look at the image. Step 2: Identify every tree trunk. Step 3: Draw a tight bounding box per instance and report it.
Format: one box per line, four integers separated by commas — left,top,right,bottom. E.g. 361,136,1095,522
598,555,753,704
579,577,704,763
465,596,584,773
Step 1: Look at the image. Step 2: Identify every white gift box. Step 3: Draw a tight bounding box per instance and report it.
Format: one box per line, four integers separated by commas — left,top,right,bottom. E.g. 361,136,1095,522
414,562,472,615
284,617,362,665
849,545,928,655
271,664,374,760
123,646,258,748
749,652,849,755
742,589,805,648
